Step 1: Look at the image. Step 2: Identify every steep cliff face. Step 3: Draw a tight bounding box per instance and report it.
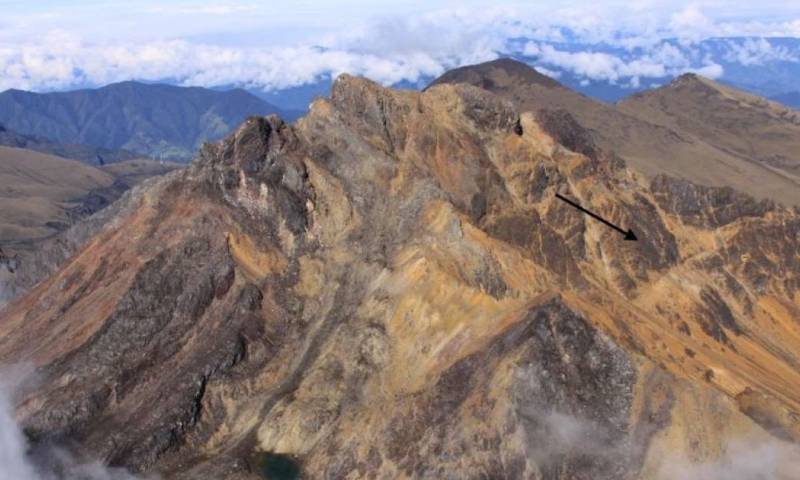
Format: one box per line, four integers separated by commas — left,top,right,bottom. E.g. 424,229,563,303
1,75,799,479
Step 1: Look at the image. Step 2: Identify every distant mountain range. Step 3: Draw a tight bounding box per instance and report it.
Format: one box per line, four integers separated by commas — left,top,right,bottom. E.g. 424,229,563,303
0,123,140,165
2,37,795,166
0,82,287,162
771,92,800,108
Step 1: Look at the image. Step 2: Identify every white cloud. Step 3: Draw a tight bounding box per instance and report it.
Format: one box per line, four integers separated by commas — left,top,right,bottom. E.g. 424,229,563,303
0,367,38,480
0,367,147,480
146,3,259,15
686,62,724,78
517,407,800,479
0,4,795,93
669,5,716,42
534,66,562,79
522,40,724,83
0,38,451,92
723,38,799,66
524,43,612,80
655,435,800,480
0,8,529,92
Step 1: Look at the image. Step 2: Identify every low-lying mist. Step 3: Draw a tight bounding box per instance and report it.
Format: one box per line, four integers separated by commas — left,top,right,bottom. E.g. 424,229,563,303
2,364,799,479
0,367,148,480
655,437,800,480
526,407,800,480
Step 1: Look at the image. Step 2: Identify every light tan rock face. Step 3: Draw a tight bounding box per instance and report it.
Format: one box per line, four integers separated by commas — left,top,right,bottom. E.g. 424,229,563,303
1,75,799,479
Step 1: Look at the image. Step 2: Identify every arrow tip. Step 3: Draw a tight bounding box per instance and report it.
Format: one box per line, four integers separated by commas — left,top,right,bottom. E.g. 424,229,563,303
624,229,638,241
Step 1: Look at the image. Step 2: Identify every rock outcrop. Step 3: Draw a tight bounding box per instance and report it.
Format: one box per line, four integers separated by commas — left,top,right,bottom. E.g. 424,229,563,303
1,74,799,479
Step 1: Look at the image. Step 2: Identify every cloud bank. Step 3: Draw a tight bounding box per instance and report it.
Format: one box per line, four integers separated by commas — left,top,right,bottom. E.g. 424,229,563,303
0,4,799,93
0,7,523,92
522,41,725,85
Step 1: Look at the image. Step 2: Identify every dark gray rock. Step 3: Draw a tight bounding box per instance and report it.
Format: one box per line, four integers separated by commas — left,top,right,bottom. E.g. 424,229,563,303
651,175,775,227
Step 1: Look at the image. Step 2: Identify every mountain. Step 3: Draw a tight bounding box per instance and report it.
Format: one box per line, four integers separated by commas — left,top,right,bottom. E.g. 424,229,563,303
619,74,800,181
430,58,800,206
0,155,181,305
0,146,117,244
771,91,800,109
0,122,140,165
0,129,180,304
0,144,180,288
0,82,284,162
1,74,799,479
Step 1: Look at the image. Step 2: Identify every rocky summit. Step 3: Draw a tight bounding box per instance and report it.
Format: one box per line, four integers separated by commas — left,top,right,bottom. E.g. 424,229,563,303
1,75,799,479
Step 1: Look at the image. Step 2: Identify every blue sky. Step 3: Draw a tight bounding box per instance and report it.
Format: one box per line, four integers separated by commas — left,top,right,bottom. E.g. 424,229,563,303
0,1,799,92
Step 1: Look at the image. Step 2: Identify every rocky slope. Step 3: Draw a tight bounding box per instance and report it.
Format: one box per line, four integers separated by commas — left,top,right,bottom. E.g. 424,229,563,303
0,147,180,305
430,58,800,206
1,75,799,479
619,74,800,180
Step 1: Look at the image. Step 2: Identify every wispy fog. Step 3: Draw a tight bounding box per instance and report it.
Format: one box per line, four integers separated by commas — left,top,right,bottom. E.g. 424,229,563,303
523,407,800,480
0,367,39,480
2,364,798,479
655,436,800,480
0,367,148,480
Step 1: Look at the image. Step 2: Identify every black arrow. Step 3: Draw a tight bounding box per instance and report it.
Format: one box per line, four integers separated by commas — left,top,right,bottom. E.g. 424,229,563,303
555,193,638,241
